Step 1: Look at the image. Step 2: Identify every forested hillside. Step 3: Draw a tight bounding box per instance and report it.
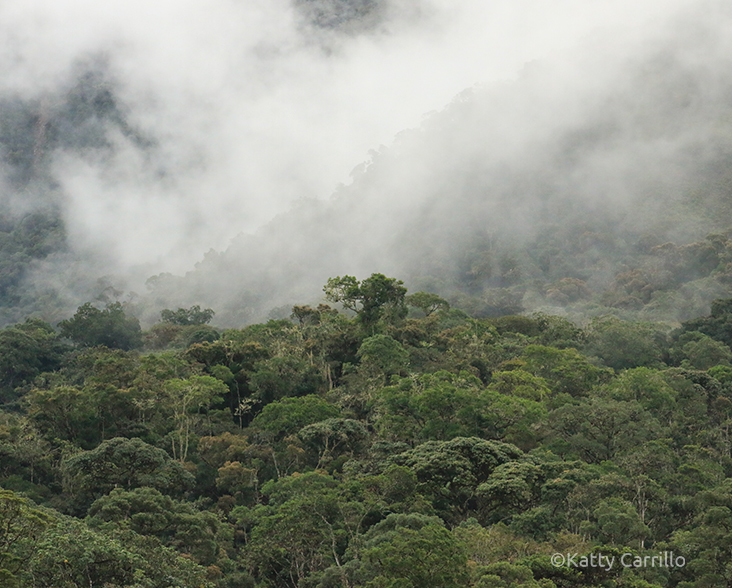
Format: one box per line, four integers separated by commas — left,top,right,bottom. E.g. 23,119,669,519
138,3,732,326
3,275,732,587
0,60,152,326
4,3,732,586
3,4,732,329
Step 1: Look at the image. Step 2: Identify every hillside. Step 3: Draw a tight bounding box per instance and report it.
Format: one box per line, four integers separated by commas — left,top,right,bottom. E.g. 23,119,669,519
3,276,732,586
142,4,732,327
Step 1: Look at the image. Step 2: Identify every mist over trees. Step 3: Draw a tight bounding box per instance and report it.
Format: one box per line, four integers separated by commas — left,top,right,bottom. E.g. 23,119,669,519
0,3,730,328
144,4,732,328
4,3,732,583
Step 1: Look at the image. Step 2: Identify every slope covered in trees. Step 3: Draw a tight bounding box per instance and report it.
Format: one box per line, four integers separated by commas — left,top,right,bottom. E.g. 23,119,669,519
143,3,732,327
3,5,732,329
3,276,732,586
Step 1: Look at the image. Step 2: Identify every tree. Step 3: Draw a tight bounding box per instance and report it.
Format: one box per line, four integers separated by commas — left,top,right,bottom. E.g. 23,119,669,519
579,498,649,547
27,516,212,588
374,372,545,447
669,331,732,370
671,478,732,588
160,304,215,326
406,292,450,317
162,375,228,462
87,487,220,564
584,317,668,371
386,437,524,521
61,437,194,502
520,345,612,397
476,461,543,519
248,356,324,405
354,513,469,588
0,319,66,395
249,395,340,443
58,302,142,350
26,386,98,446
324,273,407,332
545,398,662,463
243,472,345,588
298,418,369,468
681,298,732,348
357,334,409,378
0,488,54,587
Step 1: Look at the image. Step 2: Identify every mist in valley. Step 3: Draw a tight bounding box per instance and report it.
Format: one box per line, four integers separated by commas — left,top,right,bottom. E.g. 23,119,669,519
0,0,729,327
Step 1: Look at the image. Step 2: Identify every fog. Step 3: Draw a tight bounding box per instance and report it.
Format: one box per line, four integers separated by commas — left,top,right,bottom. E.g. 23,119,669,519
1,0,728,325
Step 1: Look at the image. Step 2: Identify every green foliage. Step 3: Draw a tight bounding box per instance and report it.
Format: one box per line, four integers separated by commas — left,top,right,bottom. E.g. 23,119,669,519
357,334,410,377
248,355,324,404
386,437,524,521
324,273,407,332
406,291,450,317
373,372,545,446
671,478,732,587
488,371,552,401
161,304,216,325
0,319,67,396
28,516,212,588
162,375,228,462
26,385,98,446
0,210,66,306
61,437,194,502
580,498,650,546
87,487,220,564
58,302,142,350
298,418,369,468
145,322,220,350
545,398,662,462
475,562,544,588
584,317,669,371
681,297,732,348
250,395,340,442
243,471,345,587
520,345,612,396
355,513,469,588
602,367,677,422
8,279,732,587
0,488,54,586
669,331,732,370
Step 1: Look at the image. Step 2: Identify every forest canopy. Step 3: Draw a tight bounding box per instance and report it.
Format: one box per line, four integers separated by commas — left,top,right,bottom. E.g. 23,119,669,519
1,274,732,587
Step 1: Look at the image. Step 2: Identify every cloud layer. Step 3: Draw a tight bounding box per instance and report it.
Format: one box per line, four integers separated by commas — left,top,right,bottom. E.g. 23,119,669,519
0,0,696,270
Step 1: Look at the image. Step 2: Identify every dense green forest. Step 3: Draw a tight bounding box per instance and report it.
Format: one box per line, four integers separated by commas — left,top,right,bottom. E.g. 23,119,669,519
4,274,732,587
4,4,732,587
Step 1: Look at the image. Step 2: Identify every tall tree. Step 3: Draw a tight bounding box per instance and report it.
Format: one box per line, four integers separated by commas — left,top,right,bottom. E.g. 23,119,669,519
324,273,407,333
58,302,142,350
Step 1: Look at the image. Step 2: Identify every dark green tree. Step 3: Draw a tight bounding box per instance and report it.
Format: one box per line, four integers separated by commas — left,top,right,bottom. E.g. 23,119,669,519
160,304,215,326
61,437,194,503
406,291,450,317
87,487,220,564
681,298,732,348
0,319,66,395
354,513,469,588
58,302,142,350
0,488,54,587
386,437,524,521
324,273,407,332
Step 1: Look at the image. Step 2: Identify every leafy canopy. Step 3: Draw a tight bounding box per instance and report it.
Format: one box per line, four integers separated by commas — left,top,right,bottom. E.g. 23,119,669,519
324,273,407,332
58,302,142,350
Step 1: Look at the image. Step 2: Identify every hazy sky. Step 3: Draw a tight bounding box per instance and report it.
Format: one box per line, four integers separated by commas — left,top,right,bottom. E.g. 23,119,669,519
0,0,696,277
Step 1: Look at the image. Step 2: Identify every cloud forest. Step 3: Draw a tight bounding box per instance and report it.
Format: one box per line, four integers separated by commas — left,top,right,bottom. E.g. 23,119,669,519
2,1,732,587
